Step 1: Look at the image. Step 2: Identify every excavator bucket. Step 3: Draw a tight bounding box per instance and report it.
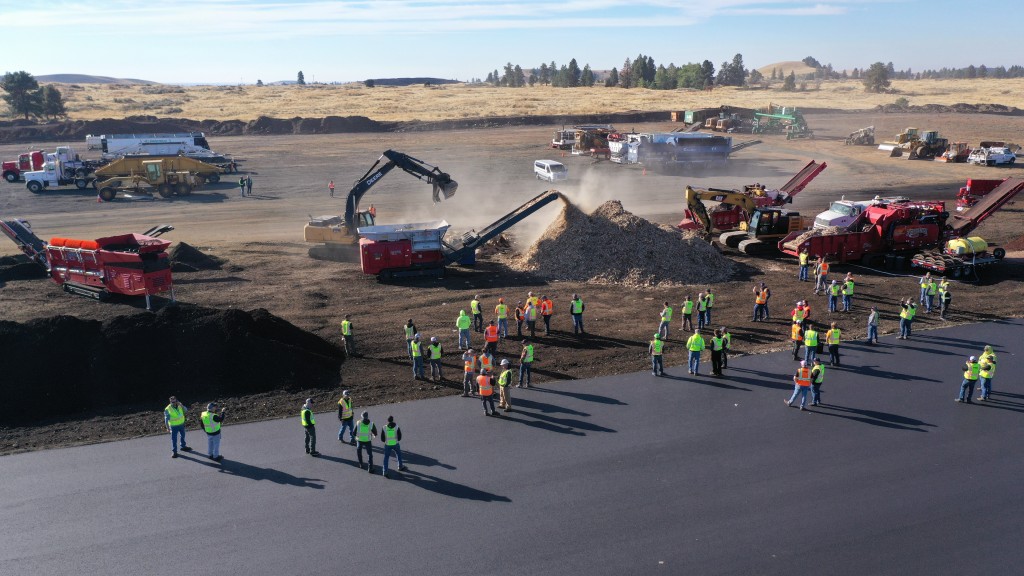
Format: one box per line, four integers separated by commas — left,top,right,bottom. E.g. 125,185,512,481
431,178,458,203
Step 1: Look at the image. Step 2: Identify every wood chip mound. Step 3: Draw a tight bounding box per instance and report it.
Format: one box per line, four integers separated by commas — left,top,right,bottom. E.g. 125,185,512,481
788,226,845,246
507,200,734,287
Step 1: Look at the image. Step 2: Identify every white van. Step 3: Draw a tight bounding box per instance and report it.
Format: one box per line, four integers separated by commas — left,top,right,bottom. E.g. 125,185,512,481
534,160,568,182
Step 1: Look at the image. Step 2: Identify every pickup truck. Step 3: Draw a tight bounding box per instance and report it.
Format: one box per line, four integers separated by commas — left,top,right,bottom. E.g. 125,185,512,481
968,147,1016,166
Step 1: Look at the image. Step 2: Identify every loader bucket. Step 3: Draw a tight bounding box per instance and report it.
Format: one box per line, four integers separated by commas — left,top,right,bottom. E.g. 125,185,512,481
877,143,897,153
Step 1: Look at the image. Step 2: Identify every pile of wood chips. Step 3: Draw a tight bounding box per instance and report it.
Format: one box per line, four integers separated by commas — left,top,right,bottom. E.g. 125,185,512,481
787,226,845,246
508,200,734,287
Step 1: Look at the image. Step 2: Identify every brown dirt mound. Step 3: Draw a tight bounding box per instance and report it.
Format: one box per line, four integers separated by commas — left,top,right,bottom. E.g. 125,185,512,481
0,305,344,425
169,241,226,272
0,255,47,281
508,200,734,287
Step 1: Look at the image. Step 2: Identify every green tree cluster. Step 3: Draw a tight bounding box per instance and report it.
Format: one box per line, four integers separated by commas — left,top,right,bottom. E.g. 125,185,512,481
1,71,66,120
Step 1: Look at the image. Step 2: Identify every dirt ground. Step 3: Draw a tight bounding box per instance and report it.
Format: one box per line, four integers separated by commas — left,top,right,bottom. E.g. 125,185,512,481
1,111,1022,454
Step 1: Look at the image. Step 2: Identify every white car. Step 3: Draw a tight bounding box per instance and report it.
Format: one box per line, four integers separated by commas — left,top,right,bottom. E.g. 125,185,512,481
968,147,1016,166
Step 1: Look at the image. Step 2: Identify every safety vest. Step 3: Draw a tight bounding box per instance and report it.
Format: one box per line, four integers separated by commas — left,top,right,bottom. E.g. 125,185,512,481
301,408,315,426
572,299,584,314
920,277,930,289
357,420,373,442
384,425,398,446
755,291,767,305
799,253,808,265
499,369,512,387
528,296,539,307
201,411,220,434
522,344,534,363
792,308,806,323
980,352,997,377
980,361,994,379
471,300,481,314
813,365,826,384
830,284,840,296
456,314,471,329
683,300,694,314
661,307,673,322
341,320,352,336
820,262,829,275
706,293,714,308
804,329,819,347
165,404,185,427
541,300,553,315
464,355,477,373
791,323,803,341
477,374,493,396
938,281,949,296
495,304,508,319
723,332,731,348
827,328,841,345
479,354,494,372
428,343,442,360
526,306,538,321
697,299,707,312
404,325,415,339
338,397,353,419
515,307,525,321
686,334,705,352
711,336,724,351
484,325,499,342
927,282,937,296
650,339,664,355
906,305,917,320
844,281,854,295
795,367,812,387
411,341,422,358
963,361,980,381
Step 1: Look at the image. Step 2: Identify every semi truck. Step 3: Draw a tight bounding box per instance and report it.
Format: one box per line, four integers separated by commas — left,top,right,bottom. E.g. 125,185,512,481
23,147,105,192
2,150,45,183
90,132,231,166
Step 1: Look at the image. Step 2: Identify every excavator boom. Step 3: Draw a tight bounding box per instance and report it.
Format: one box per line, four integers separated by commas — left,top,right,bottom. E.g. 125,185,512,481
344,150,458,231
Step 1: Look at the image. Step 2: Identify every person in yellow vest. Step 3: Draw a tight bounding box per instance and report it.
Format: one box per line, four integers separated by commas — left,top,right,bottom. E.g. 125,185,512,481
498,359,513,411
524,300,538,338
696,293,708,330
200,402,226,462
803,322,819,364
721,326,732,369
484,320,500,354
540,295,554,335
798,248,810,281
570,293,585,335
686,329,705,375
340,314,355,356
828,280,840,313
355,411,378,473
681,295,695,331
810,358,826,406
495,298,509,339
478,349,495,386
164,396,193,458
898,298,917,339
977,345,998,401
381,415,408,479
918,272,932,306
710,329,725,376
462,348,478,397
957,355,981,404
478,372,498,416
842,277,855,312
791,301,807,326
924,278,938,313
404,319,417,360
515,301,526,338
526,291,539,308
427,336,444,382
790,321,804,361
705,288,715,324
786,360,813,411
825,321,842,367
470,295,483,333
519,339,535,388
649,333,665,376
337,390,355,444
456,310,472,350
659,301,673,339
410,334,425,380
301,398,320,457
939,282,952,320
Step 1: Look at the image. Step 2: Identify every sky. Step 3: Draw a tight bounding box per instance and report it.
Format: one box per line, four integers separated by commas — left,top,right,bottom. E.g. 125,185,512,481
1,0,1016,84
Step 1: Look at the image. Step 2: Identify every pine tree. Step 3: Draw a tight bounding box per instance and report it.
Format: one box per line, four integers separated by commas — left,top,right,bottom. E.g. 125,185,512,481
296,71,305,85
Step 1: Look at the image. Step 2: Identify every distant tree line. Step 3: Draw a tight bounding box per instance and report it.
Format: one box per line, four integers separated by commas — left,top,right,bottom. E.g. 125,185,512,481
484,53,752,89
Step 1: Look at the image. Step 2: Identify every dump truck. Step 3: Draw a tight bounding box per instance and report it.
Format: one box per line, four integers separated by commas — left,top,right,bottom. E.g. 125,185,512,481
0,219,175,309
91,157,212,201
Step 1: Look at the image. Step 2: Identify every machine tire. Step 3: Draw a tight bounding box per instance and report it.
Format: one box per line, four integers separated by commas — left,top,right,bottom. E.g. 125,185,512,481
3,171,18,183
157,184,173,198
75,168,88,178
993,247,1006,260
175,183,191,196
986,160,995,166
75,178,89,189
1008,158,1015,165
208,173,220,184
27,180,43,193
719,231,747,249
98,187,117,201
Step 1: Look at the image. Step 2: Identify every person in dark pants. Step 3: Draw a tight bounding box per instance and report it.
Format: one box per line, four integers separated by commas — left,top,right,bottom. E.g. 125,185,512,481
355,411,378,473
514,301,525,337
721,327,731,369
164,396,193,458
238,176,246,197
301,398,320,456
245,175,252,196
381,416,409,478
710,328,725,376
478,372,498,416
810,359,825,406
337,390,355,444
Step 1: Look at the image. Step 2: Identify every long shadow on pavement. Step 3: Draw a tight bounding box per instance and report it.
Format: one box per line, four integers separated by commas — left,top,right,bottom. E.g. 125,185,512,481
512,397,590,417
400,469,512,502
181,453,326,488
532,386,628,405
661,373,751,391
509,407,617,433
806,403,935,432
401,450,457,470
496,412,585,436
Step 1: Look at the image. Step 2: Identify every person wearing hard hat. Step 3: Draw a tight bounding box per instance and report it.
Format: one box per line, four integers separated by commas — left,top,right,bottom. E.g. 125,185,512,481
427,336,444,382
461,348,478,397
518,339,535,388
786,361,813,411
456,309,472,350
355,411,378,473
494,298,509,339
411,334,425,380
957,355,981,404
164,396,193,459
498,359,514,412
470,295,483,333
337,390,355,445
381,415,408,479
301,398,320,457
200,402,226,462
977,344,998,402
649,333,665,376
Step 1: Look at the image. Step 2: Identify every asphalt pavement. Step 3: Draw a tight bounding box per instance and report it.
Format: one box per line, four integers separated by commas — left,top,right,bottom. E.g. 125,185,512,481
2,319,1021,575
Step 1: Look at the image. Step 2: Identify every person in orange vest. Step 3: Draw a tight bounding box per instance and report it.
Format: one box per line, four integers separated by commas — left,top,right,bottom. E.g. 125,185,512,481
790,321,804,360
752,284,768,322
368,204,377,218
514,300,526,338
328,180,335,197
814,257,830,295
540,295,554,335
483,320,500,354
477,372,498,416
786,360,813,410
461,348,478,397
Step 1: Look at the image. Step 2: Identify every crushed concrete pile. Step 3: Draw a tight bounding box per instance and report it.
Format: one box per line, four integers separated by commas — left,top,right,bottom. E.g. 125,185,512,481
509,200,734,287
0,305,344,424
169,242,226,272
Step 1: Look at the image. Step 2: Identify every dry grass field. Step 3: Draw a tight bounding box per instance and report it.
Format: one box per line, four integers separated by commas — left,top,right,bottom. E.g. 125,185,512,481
46,78,1024,123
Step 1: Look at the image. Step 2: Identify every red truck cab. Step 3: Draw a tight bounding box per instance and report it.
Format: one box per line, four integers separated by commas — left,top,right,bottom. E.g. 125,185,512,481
2,150,45,183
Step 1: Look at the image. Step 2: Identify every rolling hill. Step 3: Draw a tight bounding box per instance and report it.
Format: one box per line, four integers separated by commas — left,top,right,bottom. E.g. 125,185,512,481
756,61,817,78
36,74,157,85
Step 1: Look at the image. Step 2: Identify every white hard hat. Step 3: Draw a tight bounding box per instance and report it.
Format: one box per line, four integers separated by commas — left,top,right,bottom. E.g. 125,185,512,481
969,356,976,361
430,336,438,342
501,359,510,365
800,360,807,367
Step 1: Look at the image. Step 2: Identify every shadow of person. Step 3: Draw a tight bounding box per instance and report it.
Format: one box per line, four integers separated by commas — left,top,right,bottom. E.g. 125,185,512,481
400,469,511,503
181,453,325,488
402,450,457,470
532,386,627,405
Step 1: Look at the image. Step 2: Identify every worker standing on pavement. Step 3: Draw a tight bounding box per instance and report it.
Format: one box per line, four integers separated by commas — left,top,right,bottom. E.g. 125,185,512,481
456,310,472,350
978,345,998,401
301,399,320,457
340,314,355,356
681,296,695,331
495,298,509,339
866,306,879,344
404,319,417,359
427,337,444,382
478,349,494,387
498,359,513,411
649,333,665,376
164,396,192,458
810,358,825,406
570,294,585,335
355,411,377,473
696,293,708,330
659,301,673,339
705,288,715,325
525,300,538,338
956,356,981,404
337,390,355,444
803,322,819,363
515,301,526,338
898,299,917,339
710,329,725,376
925,277,938,313
478,372,498,416
540,295,554,335
411,334,425,380
519,339,534,388
484,320,500,354
462,348,478,397
798,248,810,282
842,276,855,312
828,280,840,313
381,416,409,478
786,361,813,411
471,295,483,333
721,327,731,369
918,272,932,307
686,329,705,375
790,321,804,361
825,322,841,366
200,402,226,462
